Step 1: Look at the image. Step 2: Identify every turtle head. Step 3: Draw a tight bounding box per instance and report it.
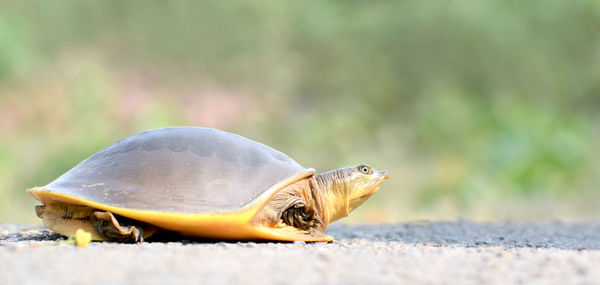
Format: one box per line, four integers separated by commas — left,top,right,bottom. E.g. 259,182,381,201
346,164,389,212
314,164,389,225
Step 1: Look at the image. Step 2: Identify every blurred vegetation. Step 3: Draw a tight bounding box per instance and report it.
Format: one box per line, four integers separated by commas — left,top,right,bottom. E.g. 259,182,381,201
1,1,599,223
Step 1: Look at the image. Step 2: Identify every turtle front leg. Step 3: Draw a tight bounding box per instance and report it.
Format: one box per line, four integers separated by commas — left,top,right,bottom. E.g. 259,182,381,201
251,178,334,241
281,202,324,231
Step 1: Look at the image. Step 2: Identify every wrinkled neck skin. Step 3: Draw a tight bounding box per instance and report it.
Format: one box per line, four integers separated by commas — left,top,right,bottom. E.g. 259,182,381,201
312,168,350,228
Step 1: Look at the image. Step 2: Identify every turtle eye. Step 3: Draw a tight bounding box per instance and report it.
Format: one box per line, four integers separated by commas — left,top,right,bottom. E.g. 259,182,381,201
360,165,372,175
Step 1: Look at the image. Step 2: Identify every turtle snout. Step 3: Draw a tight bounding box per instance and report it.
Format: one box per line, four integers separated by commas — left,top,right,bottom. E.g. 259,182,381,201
381,171,389,179
371,171,389,189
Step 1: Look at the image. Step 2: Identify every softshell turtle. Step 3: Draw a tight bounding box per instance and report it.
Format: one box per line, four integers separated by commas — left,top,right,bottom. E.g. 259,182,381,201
28,127,388,242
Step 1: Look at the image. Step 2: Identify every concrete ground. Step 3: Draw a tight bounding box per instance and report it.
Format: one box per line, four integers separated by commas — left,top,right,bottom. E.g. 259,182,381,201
1,221,599,285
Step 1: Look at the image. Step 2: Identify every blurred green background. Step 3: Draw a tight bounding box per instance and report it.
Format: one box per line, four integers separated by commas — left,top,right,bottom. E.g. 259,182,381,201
1,1,599,224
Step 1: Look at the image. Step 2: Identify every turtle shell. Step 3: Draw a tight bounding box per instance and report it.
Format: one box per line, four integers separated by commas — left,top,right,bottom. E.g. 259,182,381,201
29,127,314,217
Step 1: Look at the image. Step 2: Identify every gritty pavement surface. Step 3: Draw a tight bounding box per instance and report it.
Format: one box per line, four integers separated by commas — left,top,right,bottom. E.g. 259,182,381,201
1,221,599,285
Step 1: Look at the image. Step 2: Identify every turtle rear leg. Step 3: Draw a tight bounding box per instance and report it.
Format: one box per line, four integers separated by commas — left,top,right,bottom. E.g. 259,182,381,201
35,204,156,243
92,211,156,243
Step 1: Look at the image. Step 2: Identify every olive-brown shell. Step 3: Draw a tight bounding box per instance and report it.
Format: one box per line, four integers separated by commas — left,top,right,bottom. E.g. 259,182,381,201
36,127,312,213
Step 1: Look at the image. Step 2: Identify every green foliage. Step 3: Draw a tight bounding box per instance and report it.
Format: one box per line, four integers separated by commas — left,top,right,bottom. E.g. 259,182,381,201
1,0,599,222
